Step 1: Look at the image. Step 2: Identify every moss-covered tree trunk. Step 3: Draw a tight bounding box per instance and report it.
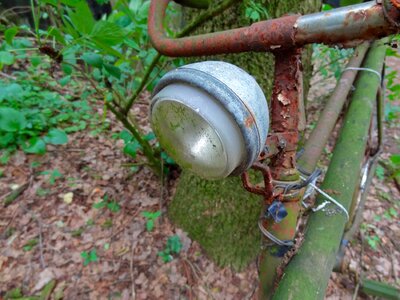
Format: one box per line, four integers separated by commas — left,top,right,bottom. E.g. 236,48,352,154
169,0,321,271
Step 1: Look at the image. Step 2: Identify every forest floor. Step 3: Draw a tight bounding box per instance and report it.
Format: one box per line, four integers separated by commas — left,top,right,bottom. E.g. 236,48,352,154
0,51,399,299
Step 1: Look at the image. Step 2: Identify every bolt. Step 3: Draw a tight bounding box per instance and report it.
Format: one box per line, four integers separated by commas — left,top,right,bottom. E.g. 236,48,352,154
278,138,287,149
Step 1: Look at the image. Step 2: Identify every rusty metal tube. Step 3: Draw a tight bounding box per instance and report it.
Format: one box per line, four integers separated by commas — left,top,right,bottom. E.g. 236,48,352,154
297,41,370,175
148,0,298,57
148,0,399,57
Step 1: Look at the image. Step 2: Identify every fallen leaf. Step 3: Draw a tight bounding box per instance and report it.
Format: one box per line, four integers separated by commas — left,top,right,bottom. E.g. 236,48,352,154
33,268,55,292
62,192,73,204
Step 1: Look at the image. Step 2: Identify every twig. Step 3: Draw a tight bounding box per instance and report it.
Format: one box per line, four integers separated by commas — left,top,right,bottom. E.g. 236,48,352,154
0,71,17,80
352,232,365,300
2,182,29,207
122,0,237,114
38,218,46,269
130,241,136,300
159,158,164,223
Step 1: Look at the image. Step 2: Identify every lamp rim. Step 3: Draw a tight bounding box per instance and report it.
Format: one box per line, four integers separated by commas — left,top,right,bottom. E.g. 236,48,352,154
152,65,262,175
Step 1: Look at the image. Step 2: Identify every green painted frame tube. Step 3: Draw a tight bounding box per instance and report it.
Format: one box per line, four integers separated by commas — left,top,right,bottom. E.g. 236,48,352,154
298,41,370,174
272,38,388,300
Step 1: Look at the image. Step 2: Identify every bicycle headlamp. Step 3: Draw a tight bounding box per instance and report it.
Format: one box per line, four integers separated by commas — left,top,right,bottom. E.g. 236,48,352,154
150,61,269,179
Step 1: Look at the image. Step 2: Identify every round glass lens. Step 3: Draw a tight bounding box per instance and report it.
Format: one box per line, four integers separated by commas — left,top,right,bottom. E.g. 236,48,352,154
151,99,228,179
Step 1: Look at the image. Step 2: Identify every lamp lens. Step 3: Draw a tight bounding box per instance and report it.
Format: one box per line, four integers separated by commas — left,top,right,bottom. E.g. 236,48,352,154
151,99,228,179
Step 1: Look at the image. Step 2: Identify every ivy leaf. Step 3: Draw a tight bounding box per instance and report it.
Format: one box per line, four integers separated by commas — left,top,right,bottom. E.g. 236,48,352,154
81,53,103,68
23,137,46,155
44,129,68,145
0,108,27,132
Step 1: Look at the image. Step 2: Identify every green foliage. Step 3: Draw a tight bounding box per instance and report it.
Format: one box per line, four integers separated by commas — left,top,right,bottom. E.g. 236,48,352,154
158,235,182,263
81,249,98,266
313,44,354,81
40,169,63,185
22,238,38,251
0,55,95,160
93,194,121,213
243,0,269,22
375,164,385,181
0,0,185,172
340,0,363,6
141,210,161,231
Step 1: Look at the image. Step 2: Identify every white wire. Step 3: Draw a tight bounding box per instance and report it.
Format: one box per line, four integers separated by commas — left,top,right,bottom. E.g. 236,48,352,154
300,175,349,221
343,67,382,82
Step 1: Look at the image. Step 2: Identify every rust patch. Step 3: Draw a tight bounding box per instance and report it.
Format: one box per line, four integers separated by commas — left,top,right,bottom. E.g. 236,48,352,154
391,0,400,9
277,93,290,106
245,115,255,128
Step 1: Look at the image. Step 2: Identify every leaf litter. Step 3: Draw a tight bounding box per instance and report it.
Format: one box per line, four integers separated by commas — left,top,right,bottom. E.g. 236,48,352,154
0,56,399,300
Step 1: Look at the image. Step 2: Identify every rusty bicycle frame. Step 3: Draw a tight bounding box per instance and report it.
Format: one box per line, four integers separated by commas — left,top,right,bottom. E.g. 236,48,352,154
147,0,400,298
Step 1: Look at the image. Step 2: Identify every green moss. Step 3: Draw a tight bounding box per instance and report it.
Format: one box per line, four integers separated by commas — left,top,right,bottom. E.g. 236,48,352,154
169,171,263,270
170,0,322,271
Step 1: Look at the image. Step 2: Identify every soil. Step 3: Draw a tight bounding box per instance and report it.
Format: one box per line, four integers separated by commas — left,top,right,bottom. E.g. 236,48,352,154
0,51,399,299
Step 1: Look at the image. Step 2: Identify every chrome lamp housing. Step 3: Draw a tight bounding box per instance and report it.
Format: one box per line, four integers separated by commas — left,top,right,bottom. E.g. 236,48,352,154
150,61,269,180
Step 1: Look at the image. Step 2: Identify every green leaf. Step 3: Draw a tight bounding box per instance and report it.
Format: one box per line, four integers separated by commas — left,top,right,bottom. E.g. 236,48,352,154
158,250,173,263
0,108,27,132
81,249,98,266
0,51,14,65
390,154,400,166
46,26,66,45
123,141,140,158
23,238,38,251
23,137,46,155
144,132,156,141
44,129,68,145
90,21,125,46
81,53,103,68
103,63,121,79
107,200,121,213
31,56,42,67
375,165,385,180
167,235,182,254
66,1,95,35
62,63,73,75
119,130,133,143
93,200,107,209
49,169,62,185
146,219,154,231
59,75,71,86
5,27,19,45
124,39,141,51
4,287,23,299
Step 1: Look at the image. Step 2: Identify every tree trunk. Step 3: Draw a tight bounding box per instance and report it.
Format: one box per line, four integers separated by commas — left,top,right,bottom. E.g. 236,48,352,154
169,0,321,271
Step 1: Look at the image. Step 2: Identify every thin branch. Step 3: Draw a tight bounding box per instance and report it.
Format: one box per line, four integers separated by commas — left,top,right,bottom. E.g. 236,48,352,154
38,218,46,269
122,0,238,114
107,103,161,175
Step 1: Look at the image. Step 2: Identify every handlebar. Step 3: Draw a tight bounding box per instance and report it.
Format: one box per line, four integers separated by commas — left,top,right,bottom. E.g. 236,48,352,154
148,0,400,57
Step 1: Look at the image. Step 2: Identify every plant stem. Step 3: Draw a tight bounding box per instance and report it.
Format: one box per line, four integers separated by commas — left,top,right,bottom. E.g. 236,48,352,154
107,103,161,176
122,0,238,115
